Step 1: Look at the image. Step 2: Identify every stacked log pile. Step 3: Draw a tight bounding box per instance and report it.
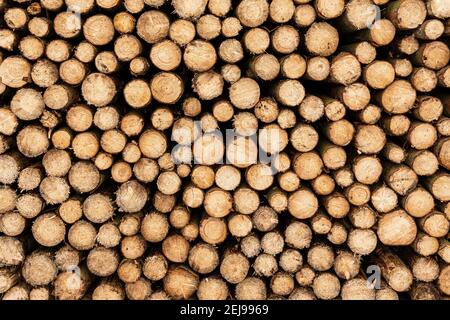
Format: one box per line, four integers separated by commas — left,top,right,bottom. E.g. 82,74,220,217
0,0,449,300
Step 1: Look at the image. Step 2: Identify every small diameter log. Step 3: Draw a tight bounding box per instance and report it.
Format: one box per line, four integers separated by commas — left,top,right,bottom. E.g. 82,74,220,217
410,282,441,300
269,0,295,23
299,95,324,122
196,14,221,40
438,265,450,296
334,250,360,280
249,54,280,81
363,60,395,89
410,67,438,93
413,232,440,257
289,287,316,300
82,14,115,46
21,251,57,286
292,151,323,181
413,41,450,71
312,272,340,300
335,0,375,31
382,115,411,136
386,0,427,30
220,251,250,285
121,235,147,260
323,192,350,219
82,73,116,107
32,213,66,247
354,124,386,154
426,0,450,18
279,249,303,274
97,223,121,248
42,85,76,111
188,242,219,274
401,187,435,218
324,119,355,146
413,96,443,122
285,222,312,250
434,137,450,170
425,172,450,202
358,104,382,124
271,25,300,54
415,19,445,40
261,231,284,255
0,268,19,294
45,40,71,62
74,41,97,64
92,279,125,300
305,22,339,57
123,79,151,109
0,211,26,236
267,188,288,213
406,254,440,283
0,152,25,185
59,59,87,86
357,19,396,47
42,149,71,176
150,72,184,104
0,29,17,52
169,19,195,46
163,266,199,300
0,107,19,136
384,164,418,196
331,83,371,111
371,185,398,213
236,0,269,27
153,191,176,213
341,278,376,300
345,183,371,206
325,221,347,245
0,236,25,267
94,51,118,74
377,209,417,246
94,52,118,74
240,234,261,259
311,174,335,196
375,248,413,292
130,57,150,76
438,66,450,88
419,211,450,238
2,283,30,300
288,189,319,220
329,52,361,85
304,56,330,81
208,0,231,17
197,277,229,300
140,212,168,243
199,216,227,245
193,71,224,101
376,283,399,300
39,176,70,205
295,265,316,287
377,80,417,114
235,277,267,300
347,229,377,255
150,40,181,71
389,58,413,77
270,272,294,296
307,243,334,272
293,4,316,27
